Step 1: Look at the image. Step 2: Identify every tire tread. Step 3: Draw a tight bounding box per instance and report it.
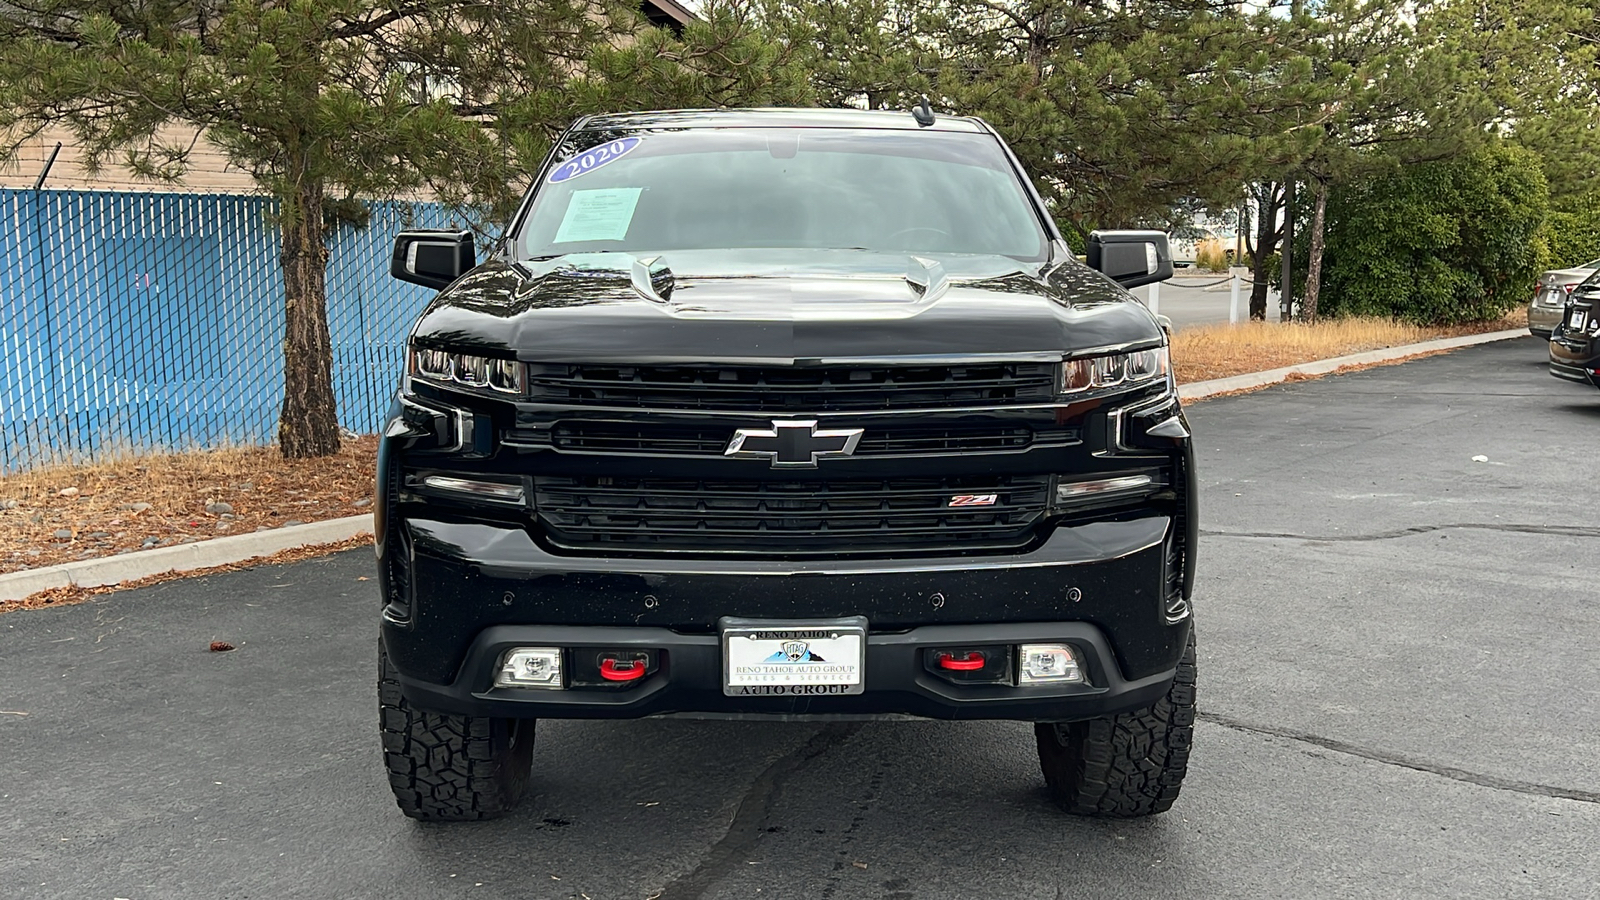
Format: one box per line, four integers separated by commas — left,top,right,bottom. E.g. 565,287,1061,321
378,643,533,821
1035,628,1197,817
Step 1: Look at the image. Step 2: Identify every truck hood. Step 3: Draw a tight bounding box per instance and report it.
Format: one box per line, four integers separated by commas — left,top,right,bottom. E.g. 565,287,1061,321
413,248,1162,364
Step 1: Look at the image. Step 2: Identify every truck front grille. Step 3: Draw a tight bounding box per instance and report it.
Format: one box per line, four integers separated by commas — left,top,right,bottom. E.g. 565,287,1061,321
533,474,1051,554
545,421,1043,456
526,363,1058,411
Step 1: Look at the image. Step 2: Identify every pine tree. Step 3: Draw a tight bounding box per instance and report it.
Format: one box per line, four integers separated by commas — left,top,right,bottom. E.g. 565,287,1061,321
0,0,807,457
920,1,1331,240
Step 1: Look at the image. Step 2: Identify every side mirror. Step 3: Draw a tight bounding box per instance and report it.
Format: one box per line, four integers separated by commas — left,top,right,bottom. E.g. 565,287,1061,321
391,230,475,290
1086,230,1175,289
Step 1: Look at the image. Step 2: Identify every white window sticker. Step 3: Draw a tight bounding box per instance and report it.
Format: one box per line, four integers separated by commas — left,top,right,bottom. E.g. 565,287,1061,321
552,188,642,244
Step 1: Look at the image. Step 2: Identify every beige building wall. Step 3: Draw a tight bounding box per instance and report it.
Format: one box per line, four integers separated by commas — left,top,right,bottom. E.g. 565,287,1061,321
3,124,260,193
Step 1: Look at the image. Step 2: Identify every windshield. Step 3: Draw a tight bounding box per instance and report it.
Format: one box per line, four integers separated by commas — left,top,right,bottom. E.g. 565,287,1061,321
516,128,1049,262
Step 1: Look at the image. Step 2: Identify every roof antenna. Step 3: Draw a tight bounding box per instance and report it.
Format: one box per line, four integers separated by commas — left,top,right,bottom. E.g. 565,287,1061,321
912,95,936,127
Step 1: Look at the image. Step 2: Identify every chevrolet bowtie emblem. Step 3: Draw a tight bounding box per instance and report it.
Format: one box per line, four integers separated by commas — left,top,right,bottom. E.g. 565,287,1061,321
725,420,865,468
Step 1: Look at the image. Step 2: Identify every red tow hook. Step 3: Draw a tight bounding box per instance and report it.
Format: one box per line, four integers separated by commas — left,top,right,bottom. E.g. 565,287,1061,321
936,651,986,671
599,657,649,682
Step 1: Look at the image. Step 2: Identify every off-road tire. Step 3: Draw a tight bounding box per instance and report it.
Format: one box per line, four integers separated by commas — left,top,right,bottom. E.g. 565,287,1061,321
1034,628,1196,817
379,643,535,821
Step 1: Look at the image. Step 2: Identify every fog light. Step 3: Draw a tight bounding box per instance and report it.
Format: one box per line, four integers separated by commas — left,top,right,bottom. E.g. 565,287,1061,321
495,647,564,689
1018,644,1084,685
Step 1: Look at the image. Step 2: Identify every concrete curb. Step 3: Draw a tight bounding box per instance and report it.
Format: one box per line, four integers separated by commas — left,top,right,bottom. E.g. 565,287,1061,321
1179,328,1530,402
0,327,1533,605
0,515,372,603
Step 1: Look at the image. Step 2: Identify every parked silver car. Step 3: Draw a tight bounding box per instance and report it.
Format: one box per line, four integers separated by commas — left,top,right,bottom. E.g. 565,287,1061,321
1530,258,1600,338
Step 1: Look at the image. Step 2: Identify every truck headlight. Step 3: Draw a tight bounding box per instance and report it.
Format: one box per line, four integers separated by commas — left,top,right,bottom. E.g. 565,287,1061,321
409,345,525,395
1062,347,1169,394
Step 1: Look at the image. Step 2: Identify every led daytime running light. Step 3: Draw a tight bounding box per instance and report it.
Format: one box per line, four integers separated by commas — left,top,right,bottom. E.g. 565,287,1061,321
420,475,526,503
1056,474,1155,504
1050,472,1164,517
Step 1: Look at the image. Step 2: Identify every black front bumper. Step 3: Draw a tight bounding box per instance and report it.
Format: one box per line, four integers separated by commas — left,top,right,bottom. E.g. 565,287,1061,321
1549,331,1599,387
380,513,1190,723
393,620,1181,722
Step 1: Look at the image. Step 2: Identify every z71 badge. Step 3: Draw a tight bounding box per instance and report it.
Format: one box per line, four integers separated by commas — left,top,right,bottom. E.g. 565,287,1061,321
948,494,999,507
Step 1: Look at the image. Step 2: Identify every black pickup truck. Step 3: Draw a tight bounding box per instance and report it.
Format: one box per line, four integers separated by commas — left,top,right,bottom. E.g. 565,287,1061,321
376,107,1197,822
1550,269,1600,390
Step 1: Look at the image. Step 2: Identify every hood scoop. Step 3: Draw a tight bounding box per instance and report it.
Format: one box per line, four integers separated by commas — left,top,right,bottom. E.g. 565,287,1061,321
630,255,676,304
904,256,951,302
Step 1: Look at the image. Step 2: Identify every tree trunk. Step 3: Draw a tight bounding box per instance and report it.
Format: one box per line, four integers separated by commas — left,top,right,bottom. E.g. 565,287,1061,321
1280,179,1295,322
1027,7,1054,75
1249,182,1283,320
1302,179,1329,323
277,177,340,458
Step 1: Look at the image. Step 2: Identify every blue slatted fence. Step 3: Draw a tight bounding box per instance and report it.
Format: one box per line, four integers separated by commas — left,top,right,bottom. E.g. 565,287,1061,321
0,188,468,471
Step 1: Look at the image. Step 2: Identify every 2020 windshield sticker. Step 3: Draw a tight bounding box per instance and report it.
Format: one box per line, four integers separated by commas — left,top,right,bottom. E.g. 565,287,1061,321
547,137,642,184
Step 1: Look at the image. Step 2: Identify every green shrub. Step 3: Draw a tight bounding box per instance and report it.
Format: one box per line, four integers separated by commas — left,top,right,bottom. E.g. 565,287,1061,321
1252,250,1282,288
1540,203,1600,270
1317,142,1549,325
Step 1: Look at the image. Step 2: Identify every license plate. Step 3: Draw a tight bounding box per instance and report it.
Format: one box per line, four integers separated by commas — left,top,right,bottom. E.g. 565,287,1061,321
1571,308,1588,330
721,617,866,697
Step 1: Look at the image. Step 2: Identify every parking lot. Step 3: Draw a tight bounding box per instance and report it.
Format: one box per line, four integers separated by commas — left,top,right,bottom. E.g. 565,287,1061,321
1130,272,1261,330
3,337,1597,900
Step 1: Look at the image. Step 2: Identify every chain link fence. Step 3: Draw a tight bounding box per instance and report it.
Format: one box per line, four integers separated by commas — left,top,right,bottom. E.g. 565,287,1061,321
0,188,467,471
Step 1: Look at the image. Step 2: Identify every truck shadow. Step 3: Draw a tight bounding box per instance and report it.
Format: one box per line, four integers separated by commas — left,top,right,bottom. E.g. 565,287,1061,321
1552,402,1600,419
399,717,1195,899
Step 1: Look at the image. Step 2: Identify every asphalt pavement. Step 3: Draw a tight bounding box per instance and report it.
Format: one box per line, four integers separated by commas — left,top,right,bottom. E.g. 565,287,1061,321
3,337,1598,900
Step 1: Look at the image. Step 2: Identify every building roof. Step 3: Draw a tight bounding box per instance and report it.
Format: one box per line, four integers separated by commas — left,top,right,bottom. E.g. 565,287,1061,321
640,0,695,29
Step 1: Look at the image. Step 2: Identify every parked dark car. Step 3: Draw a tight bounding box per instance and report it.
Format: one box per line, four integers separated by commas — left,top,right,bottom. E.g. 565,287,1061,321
1550,269,1600,389
376,107,1195,823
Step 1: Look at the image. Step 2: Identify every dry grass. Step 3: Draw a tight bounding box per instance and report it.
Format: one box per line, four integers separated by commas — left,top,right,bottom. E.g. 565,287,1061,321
1171,312,1526,383
0,437,377,576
